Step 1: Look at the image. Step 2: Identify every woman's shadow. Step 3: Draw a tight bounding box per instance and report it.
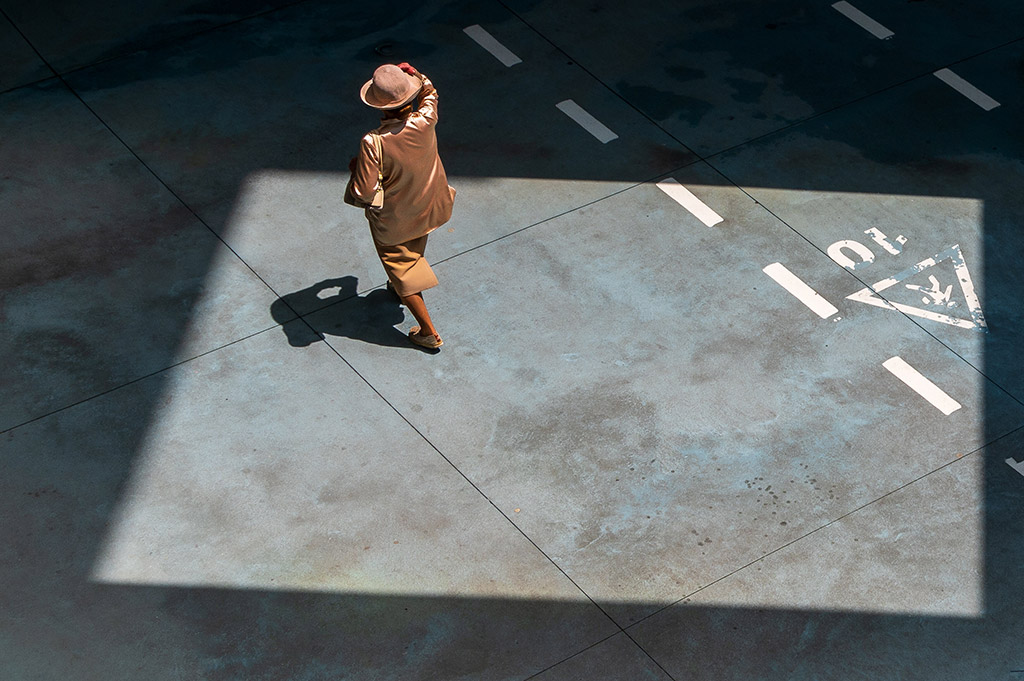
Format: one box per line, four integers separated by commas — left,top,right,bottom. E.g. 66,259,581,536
270,276,415,350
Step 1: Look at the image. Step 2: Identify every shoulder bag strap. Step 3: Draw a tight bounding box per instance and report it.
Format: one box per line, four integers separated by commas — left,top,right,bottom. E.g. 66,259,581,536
372,134,384,187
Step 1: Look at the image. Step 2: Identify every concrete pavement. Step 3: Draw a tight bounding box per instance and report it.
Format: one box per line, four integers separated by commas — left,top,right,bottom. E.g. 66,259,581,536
2,1,1023,679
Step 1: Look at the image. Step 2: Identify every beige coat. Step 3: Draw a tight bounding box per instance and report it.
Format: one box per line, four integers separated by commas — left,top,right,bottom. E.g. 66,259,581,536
350,76,455,247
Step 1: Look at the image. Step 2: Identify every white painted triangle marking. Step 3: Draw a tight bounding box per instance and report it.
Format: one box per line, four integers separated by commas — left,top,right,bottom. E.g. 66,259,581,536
1007,458,1024,478
846,244,987,331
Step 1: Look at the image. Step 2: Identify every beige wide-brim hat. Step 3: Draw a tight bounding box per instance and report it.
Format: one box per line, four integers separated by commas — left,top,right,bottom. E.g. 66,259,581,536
360,64,423,110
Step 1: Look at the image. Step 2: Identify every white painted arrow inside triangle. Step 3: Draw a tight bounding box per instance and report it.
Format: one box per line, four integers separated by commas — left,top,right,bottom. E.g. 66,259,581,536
846,244,987,331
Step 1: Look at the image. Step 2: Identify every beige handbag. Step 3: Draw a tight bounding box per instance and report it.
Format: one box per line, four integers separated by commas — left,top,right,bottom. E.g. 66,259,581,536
343,133,385,208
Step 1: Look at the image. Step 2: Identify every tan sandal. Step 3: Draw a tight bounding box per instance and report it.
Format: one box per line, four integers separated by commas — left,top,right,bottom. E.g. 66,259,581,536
405,327,442,350
408,326,443,349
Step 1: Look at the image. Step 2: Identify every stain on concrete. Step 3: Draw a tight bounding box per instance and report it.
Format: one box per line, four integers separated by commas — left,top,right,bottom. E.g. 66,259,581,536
616,80,713,123
491,379,660,468
666,65,707,83
725,77,767,105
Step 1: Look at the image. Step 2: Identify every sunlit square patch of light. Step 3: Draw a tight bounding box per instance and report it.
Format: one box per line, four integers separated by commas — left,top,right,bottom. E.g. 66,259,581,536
91,177,992,618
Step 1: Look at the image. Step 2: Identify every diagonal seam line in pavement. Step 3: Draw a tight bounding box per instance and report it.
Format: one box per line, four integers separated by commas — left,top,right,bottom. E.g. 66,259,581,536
702,34,1024,160
430,164,701,268
501,0,1023,165
0,6,62,83
314,328,630,636
1,15,314,431
61,84,294,312
620,423,1024,632
0,325,279,436
494,0,698,162
519,631,625,681
4,0,305,308
0,0,315,92
278,155,705,325
40,67,308,367
496,1,1021,161
698,158,1024,411
521,628,677,681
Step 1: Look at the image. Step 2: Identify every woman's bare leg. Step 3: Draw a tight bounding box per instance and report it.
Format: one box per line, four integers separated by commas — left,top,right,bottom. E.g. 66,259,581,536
401,292,439,338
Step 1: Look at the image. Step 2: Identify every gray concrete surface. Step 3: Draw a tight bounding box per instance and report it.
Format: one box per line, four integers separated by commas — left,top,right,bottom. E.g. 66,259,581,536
0,13,45,91
2,0,1022,679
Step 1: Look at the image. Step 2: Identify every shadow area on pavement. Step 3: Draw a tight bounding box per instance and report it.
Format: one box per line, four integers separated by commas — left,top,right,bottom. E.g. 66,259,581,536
270,275,413,349
6,438,1020,679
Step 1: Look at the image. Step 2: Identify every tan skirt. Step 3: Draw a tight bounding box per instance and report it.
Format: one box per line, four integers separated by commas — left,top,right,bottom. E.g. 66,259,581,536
374,234,438,297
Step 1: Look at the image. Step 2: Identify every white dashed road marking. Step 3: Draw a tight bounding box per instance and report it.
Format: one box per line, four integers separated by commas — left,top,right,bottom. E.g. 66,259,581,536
463,25,522,67
763,262,840,319
832,1,894,40
556,100,619,143
934,68,1001,111
656,178,724,227
882,356,962,415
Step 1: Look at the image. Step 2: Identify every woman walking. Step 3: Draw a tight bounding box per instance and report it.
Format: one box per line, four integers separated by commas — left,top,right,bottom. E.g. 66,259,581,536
346,62,455,350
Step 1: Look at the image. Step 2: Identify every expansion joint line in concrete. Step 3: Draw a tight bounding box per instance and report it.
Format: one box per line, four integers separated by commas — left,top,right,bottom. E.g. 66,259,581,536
308,160,708,338
620,433,1007,632
493,0,699,163
697,156,1024,411
494,0,1024,389
430,166,698,269
1,5,298,345
0,6,62,86
703,33,1024,161
0,324,278,436
522,628,679,681
495,2,1022,164
493,2,1015,163
519,630,624,681
297,159,700,322
0,0,317,96
55,76,295,335
313,334,635,637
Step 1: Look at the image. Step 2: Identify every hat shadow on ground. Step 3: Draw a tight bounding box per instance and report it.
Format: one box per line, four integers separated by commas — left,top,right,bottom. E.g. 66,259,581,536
270,276,413,350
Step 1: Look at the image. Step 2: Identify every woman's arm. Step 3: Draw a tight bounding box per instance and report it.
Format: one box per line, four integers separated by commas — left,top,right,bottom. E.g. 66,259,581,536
416,75,438,122
398,63,437,122
348,134,380,206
